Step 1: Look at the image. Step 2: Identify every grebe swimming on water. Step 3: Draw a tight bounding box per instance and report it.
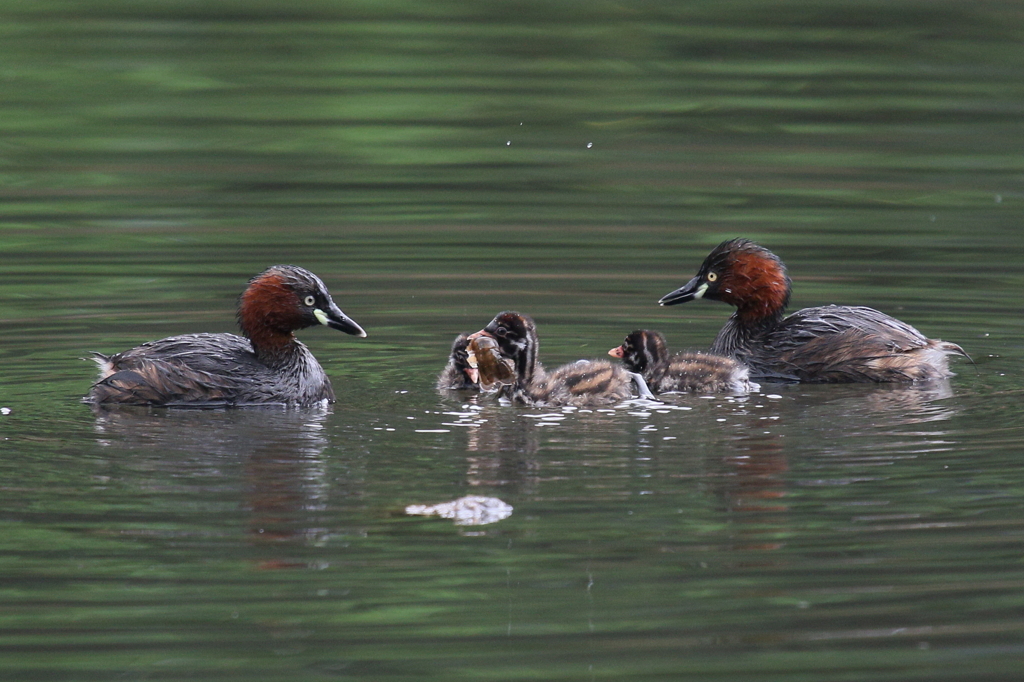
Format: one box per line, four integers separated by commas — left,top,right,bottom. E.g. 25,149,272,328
659,239,967,383
86,265,366,407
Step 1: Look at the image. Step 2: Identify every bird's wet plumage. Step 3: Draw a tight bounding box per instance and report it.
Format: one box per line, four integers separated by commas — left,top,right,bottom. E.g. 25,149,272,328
436,333,480,391
609,330,757,393
469,311,644,406
659,239,967,383
86,265,366,407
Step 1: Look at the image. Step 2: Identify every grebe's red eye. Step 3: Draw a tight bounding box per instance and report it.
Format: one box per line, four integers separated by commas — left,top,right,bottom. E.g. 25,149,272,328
706,272,718,282
303,295,316,307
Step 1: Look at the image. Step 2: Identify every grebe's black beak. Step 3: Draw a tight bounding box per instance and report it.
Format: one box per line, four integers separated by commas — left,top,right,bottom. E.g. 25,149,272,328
658,275,706,306
317,302,367,337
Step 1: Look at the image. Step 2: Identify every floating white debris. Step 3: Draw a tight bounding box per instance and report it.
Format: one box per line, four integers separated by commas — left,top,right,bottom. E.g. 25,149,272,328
0,407,10,415
414,429,450,434
405,495,513,526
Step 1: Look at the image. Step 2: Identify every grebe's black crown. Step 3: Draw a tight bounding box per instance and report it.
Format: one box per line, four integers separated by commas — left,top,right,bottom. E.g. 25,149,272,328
704,238,759,270
256,265,330,295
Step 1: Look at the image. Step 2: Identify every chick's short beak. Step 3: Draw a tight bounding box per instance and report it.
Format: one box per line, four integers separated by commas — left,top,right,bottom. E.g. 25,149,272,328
608,345,625,358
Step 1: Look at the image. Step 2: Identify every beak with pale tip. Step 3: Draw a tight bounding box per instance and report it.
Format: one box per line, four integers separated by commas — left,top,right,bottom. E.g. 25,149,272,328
658,275,706,307
315,303,367,338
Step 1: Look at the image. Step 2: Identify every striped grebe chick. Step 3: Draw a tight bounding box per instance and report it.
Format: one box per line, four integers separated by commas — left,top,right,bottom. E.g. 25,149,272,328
468,311,651,406
609,330,757,393
436,333,480,391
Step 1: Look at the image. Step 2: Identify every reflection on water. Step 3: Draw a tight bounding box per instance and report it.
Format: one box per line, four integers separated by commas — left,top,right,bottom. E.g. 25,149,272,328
769,380,959,427
4,355,1014,680
90,405,347,568
91,403,332,455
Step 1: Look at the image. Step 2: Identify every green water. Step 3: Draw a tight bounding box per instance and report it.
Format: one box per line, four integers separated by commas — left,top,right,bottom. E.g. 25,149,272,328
2,2,1023,680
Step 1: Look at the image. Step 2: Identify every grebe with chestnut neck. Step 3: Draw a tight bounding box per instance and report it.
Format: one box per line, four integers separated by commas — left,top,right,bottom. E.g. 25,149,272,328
659,239,967,383
86,265,366,407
